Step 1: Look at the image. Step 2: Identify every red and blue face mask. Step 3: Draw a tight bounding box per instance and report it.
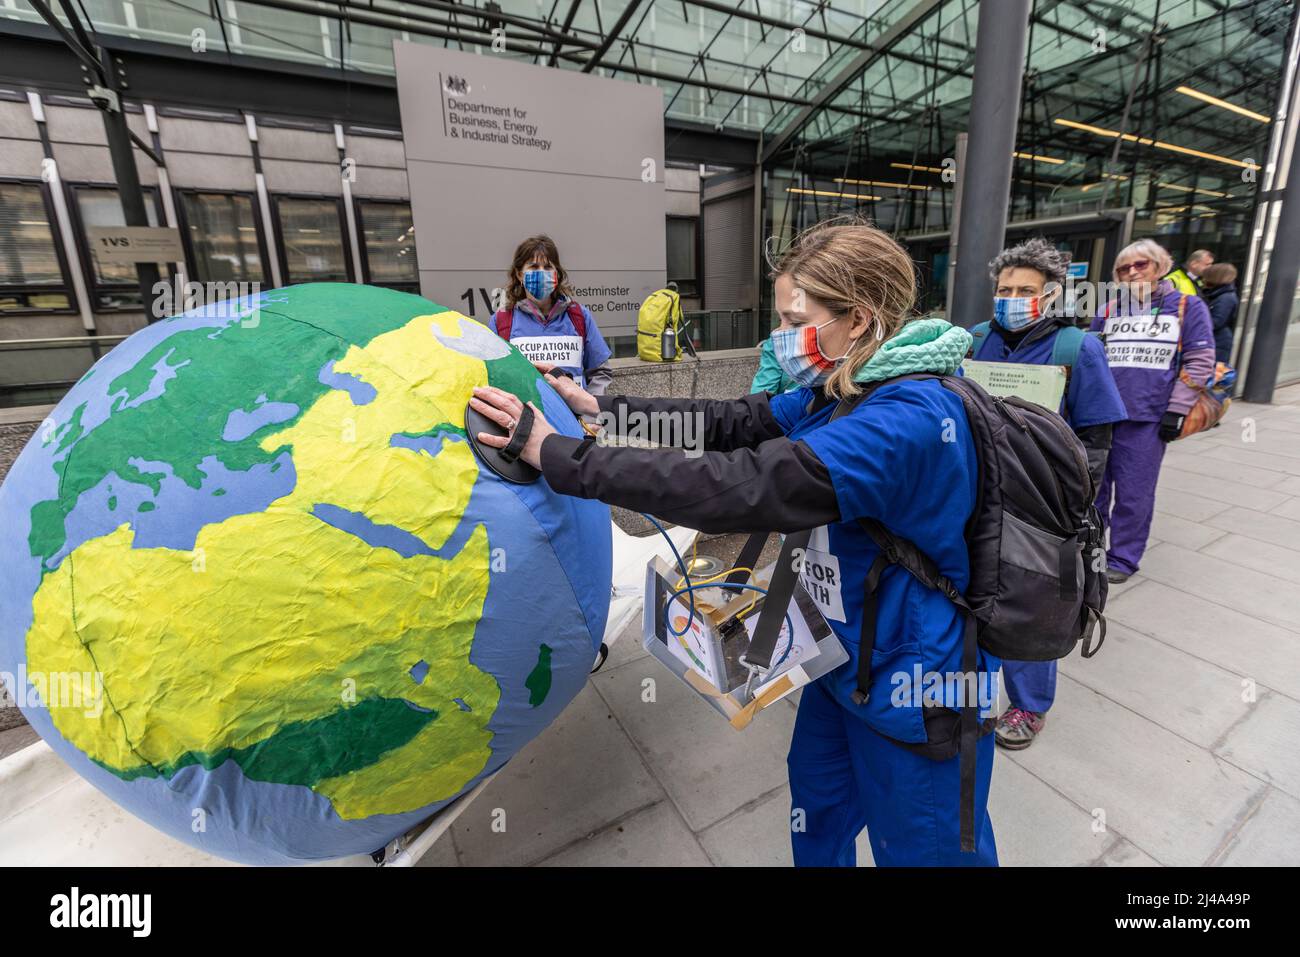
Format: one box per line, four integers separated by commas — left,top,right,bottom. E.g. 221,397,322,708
992,294,1043,331
770,315,856,388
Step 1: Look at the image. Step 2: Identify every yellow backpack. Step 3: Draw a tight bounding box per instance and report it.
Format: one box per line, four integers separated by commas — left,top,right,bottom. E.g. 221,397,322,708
636,288,685,362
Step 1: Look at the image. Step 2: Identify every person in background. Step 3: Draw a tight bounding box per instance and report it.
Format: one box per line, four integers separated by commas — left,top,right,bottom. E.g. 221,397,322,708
493,234,613,395
1165,248,1213,297
969,237,1126,751
751,335,798,394
1200,262,1240,365
1090,239,1215,584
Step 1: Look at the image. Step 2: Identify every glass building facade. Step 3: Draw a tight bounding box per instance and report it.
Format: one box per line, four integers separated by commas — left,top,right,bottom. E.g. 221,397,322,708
2,0,1298,388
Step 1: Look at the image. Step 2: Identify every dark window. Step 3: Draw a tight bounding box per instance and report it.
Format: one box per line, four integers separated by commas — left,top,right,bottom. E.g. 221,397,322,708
357,200,417,288
72,185,165,310
179,192,265,285
0,181,72,312
275,196,350,284
667,216,699,298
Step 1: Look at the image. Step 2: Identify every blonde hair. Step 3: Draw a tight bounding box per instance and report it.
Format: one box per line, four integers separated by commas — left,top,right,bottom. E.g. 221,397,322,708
768,218,918,399
1113,238,1173,281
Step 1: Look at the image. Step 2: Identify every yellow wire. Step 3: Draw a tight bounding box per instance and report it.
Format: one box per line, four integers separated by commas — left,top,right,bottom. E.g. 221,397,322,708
683,566,754,588
674,565,761,620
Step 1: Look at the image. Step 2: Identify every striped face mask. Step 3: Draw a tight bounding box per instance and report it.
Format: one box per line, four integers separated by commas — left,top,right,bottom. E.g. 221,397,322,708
770,315,856,388
992,295,1043,331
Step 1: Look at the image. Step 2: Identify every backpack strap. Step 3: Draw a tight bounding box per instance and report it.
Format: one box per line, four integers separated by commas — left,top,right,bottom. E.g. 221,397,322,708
565,300,587,340
851,515,983,854
1049,324,1086,368
968,321,992,358
738,529,812,674
836,383,987,855
493,308,513,340
829,372,943,423
1174,292,1187,365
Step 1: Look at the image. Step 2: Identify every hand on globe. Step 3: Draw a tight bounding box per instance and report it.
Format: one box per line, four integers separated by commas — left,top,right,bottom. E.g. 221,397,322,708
533,361,599,417
471,386,555,469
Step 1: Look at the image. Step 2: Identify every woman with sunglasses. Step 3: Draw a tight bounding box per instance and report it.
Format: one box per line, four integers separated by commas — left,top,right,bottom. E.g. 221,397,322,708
1088,239,1215,583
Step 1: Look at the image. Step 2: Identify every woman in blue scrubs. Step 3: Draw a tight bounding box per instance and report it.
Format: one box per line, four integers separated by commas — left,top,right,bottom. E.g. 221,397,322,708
471,222,998,866
970,238,1127,750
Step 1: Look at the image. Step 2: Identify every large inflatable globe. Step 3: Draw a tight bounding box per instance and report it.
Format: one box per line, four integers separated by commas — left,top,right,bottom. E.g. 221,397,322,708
0,284,611,864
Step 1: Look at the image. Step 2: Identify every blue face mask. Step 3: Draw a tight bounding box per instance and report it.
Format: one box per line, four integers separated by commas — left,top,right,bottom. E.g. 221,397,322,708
523,268,557,301
992,295,1043,332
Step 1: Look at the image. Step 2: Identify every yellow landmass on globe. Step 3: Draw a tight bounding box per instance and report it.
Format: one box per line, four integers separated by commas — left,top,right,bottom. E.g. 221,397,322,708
26,311,504,819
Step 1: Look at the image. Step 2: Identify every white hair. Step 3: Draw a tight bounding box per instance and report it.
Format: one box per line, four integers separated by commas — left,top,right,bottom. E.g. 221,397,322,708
1113,238,1173,279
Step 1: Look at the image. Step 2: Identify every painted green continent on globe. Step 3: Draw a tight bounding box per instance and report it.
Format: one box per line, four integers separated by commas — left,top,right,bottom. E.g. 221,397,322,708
0,283,611,863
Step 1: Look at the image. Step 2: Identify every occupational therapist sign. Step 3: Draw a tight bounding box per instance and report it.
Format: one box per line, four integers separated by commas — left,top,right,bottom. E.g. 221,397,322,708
394,43,666,338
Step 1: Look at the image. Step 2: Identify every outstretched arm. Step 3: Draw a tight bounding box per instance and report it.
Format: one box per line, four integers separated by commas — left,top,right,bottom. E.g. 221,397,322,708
470,384,836,532
541,433,837,533
539,367,789,451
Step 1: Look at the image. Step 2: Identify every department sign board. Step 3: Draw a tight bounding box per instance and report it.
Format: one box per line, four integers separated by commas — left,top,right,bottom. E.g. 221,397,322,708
394,43,667,338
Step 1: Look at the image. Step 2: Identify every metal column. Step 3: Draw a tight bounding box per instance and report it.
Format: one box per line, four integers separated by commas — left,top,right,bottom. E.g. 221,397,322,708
1242,132,1300,402
948,0,1031,329
96,47,162,319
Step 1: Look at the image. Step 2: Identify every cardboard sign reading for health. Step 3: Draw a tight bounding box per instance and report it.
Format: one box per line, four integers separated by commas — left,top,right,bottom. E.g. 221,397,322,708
961,359,1067,411
795,525,846,623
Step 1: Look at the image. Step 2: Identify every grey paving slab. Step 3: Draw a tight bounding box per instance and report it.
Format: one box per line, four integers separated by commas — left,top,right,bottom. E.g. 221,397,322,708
1148,510,1228,551
1004,675,1263,866
1156,466,1292,513
1095,838,1162,866
590,649,797,832
1249,413,1300,435
414,831,462,867
1212,787,1300,866
602,609,650,671
1201,534,1300,586
1268,496,1300,522
1105,578,1300,699
696,783,875,866
697,786,795,866
1154,446,1298,489
1151,486,1231,523
989,754,1113,866
1271,475,1300,496
1197,414,1300,451
1137,542,1300,631
537,799,712,867
451,683,665,866
1215,692,1300,802
1205,505,1300,552
1058,622,1252,749
1203,443,1300,477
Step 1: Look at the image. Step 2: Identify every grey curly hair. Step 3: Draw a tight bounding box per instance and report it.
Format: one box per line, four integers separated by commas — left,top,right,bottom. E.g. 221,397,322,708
988,237,1070,287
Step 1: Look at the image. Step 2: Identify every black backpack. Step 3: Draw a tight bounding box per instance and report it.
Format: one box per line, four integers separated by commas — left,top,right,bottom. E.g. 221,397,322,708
829,372,1108,852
